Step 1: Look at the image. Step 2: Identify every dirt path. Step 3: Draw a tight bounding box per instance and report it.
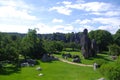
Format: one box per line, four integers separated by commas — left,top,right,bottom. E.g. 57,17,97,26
58,58,93,67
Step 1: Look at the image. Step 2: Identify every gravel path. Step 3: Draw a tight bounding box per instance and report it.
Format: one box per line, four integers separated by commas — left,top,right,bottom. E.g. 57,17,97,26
58,58,93,67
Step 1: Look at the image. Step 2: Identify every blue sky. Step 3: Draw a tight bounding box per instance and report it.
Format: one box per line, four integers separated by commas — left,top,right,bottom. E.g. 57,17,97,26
0,0,120,34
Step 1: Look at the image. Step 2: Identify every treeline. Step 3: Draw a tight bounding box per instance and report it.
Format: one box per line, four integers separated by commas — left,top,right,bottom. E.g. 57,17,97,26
40,32,81,43
7,31,82,51
3,29,120,53
40,29,120,52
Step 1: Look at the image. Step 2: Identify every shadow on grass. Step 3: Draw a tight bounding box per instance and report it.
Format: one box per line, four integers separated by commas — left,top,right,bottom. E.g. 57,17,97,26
41,60,53,63
0,66,21,75
36,60,40,65
54,52,61,55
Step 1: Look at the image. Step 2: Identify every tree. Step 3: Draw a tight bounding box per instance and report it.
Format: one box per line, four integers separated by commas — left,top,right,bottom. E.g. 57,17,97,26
0,33,20,70
108,44,120,56
54,41,64,52
65,33,71,42
68,42,80,51
52,33,66,42
43,40,64,54
113,29,120,46
21,29,45,59
89,30,113,52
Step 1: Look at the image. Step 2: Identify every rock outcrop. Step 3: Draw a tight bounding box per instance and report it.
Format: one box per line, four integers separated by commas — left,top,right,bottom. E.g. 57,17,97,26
80,29,97,58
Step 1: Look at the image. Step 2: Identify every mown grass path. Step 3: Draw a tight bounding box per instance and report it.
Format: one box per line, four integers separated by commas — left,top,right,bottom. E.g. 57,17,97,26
58,58,93,67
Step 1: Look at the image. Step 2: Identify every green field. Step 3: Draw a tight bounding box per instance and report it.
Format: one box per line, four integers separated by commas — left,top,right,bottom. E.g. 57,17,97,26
0,61,102,80
55,49,113,65
0,49,113,80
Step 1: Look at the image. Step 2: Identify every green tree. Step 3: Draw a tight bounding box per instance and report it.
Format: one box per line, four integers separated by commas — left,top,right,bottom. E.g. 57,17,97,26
43,40,63,54
113,29,120,46
89,30,113,52
0,33,20,70
108,44,120,56
54,41,64,52
52,33,66,42
69,42,78,51
21,29,45,59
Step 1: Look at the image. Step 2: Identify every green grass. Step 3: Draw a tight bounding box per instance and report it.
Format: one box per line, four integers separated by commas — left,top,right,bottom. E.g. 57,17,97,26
0,49,112,80
0,61,102,80
54,49,113,65
40,61,101,80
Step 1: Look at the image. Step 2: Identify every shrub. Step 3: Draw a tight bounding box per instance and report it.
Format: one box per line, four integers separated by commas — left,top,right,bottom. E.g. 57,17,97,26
100,63,120,80
100,57,120,80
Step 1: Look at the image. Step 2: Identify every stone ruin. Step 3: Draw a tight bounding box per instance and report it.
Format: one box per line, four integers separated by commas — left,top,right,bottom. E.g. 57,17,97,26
62,53,81,63
62,53,72,59
72,55,81,63
80,29,97,58
41,54,58,62
20,59,37,67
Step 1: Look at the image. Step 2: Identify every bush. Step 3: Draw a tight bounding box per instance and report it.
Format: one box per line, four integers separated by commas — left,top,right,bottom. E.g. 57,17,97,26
108,44,120,56
100,63,120,80
100,57,120,80
93,59,107,67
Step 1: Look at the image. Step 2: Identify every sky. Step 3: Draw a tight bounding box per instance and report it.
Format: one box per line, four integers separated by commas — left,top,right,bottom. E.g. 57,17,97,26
0,0,120,34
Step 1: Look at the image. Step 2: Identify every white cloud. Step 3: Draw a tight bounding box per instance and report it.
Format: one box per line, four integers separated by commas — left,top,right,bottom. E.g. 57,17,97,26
74,17,120,34
0,23,74,34
98,25,119,34
66,1,112,12
65,3,83,9
0,0,38,33
36,23,53,34
0,6,36,20
49,6,72,15
75,17,120,34
35,23,75,34
52,18,63,23
53,25,74,33
78,25,96,32
75,19,91,24
91,11,120,16
104,11,120,16
50,1,113,16
0,0,119,34
88,17,120,34
62,1,72,5
93,17,120,25
0,0,31,9
64,25,74,31
76,0,85,3
0,0,37,23
0,24,35,33
83,2,111,12
53,25,73,32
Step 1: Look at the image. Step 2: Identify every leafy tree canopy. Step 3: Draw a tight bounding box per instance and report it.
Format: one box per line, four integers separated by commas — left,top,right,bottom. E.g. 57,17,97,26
89,30,113,52
113,29,120,46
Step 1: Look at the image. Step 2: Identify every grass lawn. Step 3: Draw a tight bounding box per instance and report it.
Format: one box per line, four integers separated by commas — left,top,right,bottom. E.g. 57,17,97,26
54,49,113,65
0,48,112,80
0,61,102,80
